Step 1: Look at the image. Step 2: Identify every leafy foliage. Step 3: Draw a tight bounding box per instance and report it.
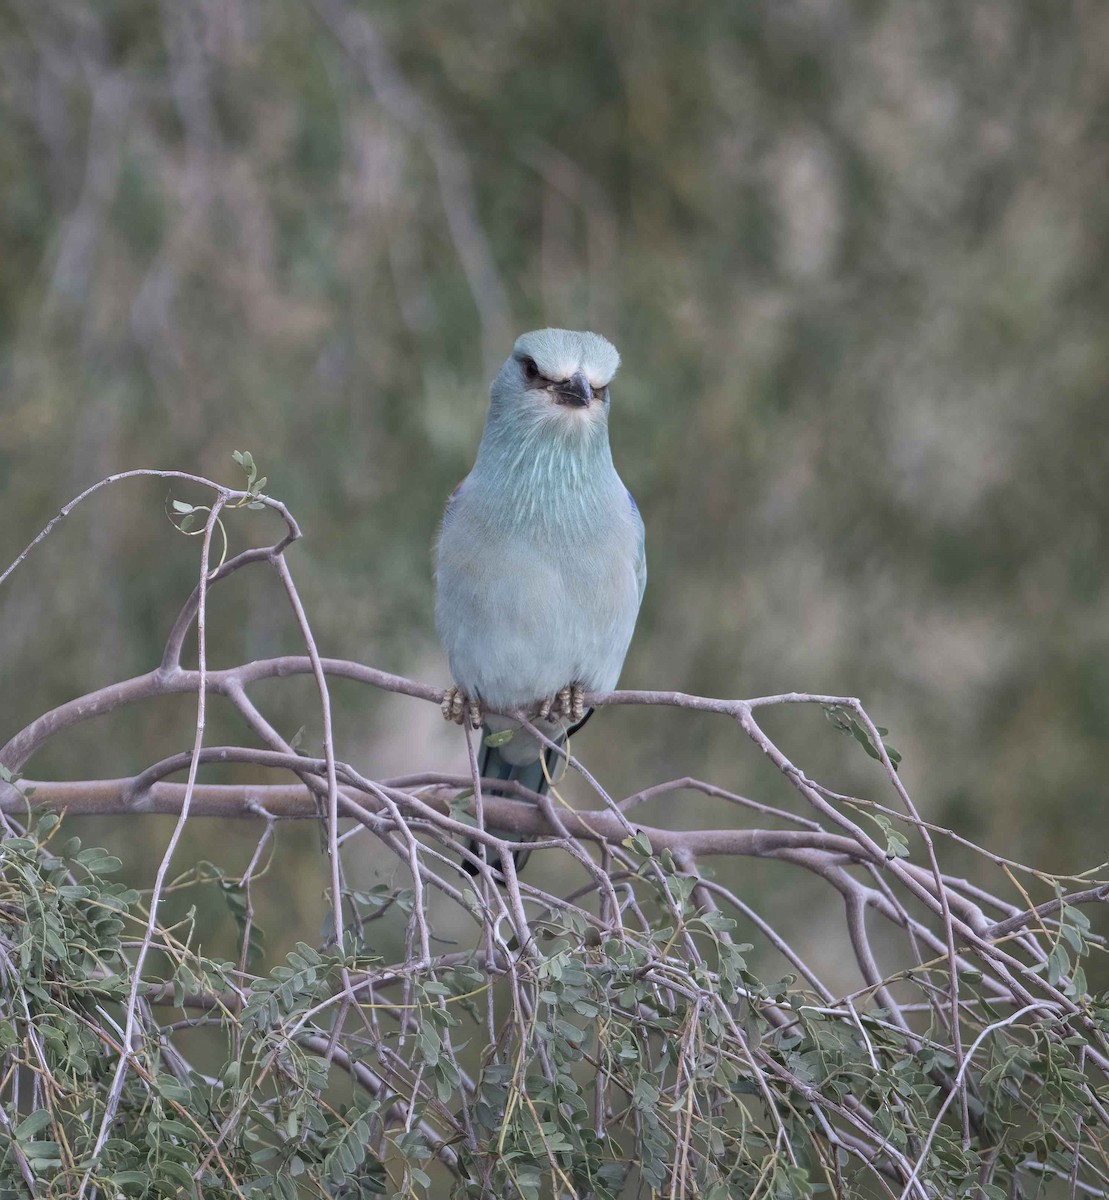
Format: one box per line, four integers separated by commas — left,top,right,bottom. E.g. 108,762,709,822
1,803,1109,1197
2,460,1108,1196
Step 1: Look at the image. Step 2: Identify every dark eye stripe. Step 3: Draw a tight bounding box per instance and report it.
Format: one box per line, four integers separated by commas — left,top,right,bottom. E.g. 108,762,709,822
517,356,610,396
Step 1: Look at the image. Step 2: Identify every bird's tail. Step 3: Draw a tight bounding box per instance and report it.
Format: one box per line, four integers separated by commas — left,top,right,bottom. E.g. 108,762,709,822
466,710,591,877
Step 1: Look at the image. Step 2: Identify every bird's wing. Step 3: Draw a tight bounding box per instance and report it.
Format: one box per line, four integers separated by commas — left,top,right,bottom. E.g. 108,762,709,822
442,476,468,531
628,489,647,606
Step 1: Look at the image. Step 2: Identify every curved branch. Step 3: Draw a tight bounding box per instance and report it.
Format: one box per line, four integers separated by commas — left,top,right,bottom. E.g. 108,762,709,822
0,657,441,772
9,772,868,855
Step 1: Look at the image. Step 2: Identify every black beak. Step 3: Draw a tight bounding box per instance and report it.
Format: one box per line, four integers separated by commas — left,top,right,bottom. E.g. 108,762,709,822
555,371,591,407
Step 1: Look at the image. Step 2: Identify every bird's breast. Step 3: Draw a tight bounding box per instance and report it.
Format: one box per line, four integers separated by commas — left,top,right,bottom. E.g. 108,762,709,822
435,480,641,707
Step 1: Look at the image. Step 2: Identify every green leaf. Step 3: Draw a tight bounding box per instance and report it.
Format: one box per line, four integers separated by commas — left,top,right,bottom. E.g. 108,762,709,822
158,1159,196,1190
233,449,257,485
75,848,123,874
483,728,516,748
869,813,910,860
824,705,902,769
154,1074,192,1103
171,499,194,513
22,1141,61,1166
1047,942,1070,986
622,830,653,858
15,1109,53,1140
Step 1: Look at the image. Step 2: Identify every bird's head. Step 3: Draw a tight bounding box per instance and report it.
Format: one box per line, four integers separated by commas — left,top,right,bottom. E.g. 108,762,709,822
488,329,621,440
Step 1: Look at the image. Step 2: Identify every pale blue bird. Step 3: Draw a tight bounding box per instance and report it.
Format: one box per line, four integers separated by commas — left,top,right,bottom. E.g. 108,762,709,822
435,329,646,872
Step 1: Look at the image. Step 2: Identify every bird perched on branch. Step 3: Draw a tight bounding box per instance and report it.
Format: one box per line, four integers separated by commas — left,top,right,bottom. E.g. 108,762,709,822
435,328,646,873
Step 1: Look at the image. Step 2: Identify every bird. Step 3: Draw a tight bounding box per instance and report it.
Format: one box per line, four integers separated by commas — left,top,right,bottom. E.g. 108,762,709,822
434,328,646,875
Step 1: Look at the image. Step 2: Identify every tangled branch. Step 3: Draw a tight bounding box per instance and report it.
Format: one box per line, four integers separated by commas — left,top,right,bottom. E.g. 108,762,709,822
2,468,1109,1198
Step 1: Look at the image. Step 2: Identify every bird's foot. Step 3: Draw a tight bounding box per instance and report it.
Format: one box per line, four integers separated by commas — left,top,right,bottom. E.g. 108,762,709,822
537,684,585,725
441,686,482,729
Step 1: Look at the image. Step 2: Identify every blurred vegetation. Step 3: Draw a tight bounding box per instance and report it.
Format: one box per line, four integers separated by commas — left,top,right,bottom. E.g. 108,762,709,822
2,0,1109,974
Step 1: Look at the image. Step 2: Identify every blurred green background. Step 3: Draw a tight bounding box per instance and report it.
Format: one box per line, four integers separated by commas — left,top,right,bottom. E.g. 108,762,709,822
1,1,1107,976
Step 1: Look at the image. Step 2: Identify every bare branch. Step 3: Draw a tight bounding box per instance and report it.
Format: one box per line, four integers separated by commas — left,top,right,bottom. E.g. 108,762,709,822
4,468,1107,1195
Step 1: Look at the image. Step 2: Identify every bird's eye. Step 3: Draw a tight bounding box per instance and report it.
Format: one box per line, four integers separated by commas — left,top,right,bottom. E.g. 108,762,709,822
522,357,539,382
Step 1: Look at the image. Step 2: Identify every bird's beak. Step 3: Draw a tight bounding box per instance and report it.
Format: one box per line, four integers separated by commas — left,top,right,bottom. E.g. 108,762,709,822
555,371,592,407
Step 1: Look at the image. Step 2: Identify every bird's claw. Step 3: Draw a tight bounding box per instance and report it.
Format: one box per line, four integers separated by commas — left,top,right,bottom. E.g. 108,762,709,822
442,686,482,729
537,684,585,725
441,687,464,724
